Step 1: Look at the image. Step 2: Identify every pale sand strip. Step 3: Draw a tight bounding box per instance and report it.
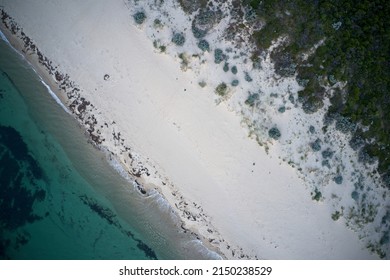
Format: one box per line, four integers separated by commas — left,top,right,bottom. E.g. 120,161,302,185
0,0,375,259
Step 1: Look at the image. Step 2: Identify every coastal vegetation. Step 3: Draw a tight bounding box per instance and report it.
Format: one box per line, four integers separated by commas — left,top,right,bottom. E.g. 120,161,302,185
197,39,210,51
268,127,281,140
172,32,186,46
231,79,239,87
215,82,228,96
133,11,146,24
129,2,390,255
214,48,226,64
245,0,390,187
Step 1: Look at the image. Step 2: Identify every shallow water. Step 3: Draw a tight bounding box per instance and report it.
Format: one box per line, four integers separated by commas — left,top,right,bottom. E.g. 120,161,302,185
0,38,219,260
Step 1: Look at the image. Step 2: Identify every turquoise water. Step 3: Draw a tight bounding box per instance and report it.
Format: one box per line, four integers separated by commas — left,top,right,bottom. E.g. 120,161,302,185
0,38,218,260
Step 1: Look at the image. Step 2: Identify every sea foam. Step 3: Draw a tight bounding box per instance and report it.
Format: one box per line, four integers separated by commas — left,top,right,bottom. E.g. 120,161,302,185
40,79,72,115
0,30,10,43
0,29,71,115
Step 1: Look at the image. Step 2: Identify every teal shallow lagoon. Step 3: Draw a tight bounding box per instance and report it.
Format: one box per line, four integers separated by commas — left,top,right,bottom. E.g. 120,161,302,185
0,38,217,260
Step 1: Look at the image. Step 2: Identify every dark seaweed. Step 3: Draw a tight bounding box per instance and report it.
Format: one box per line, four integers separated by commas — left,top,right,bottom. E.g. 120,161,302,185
0,126,45,232
79,195,158,259
0,125,47,256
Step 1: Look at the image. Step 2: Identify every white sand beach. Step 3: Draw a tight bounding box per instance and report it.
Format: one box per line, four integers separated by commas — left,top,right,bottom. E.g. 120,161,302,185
0,0,379,259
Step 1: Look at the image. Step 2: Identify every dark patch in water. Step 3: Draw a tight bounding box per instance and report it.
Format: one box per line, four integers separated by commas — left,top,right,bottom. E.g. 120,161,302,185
79,195,157,259
14,231,30,251
79,195,117,225
0,125,46,255
0,125,29,160
0,239,11,259
0,126,43,180
136,241,158,260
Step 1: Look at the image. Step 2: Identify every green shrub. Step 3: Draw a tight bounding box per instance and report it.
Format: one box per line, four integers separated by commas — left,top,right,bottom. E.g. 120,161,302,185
172,33,185,46
215,82,228,96
231,79,239,87
133,12,146,24
197,39,210,51
268,127,281,140
331,211,341,221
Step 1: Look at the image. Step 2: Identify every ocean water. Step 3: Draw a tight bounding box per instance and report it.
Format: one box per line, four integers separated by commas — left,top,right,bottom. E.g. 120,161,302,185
0,38,219,260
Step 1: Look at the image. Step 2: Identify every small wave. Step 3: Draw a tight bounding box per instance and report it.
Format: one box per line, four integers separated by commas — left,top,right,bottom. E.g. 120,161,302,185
107,155,134,183
146,189,181,222
0,30,71,116
106,156,222,259
185,239,223,260
0,30,10,43
40,80,72,115
145,189,223,259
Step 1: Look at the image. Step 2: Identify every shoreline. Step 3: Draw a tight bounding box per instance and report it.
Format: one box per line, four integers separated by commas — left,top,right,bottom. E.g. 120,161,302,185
0,0,384,259
0,21,223,261
0,7,227,260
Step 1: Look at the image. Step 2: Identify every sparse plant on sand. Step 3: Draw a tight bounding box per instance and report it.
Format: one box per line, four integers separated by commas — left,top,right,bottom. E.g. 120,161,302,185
172,32,186,46
215,82,228,96
197,39,210,52
268,127,281,140
133,11,146,25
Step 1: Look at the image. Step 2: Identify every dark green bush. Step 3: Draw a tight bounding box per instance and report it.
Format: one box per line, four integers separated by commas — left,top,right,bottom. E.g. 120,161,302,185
268,127,281,140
